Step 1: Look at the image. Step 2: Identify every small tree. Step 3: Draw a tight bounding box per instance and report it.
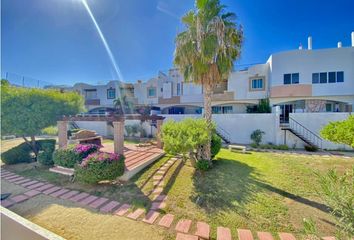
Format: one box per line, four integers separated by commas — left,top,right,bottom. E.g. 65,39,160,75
320,115,354,148
1,83,84,159
250,129,265,146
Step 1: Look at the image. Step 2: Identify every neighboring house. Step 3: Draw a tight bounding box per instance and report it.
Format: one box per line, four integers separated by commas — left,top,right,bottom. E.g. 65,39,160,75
69,32,354,121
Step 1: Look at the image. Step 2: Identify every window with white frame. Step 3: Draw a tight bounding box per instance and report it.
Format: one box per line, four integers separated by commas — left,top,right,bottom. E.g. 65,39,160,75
177,83,181,96
147,87,156,97
107,88,116,99
250,78,264,90
84,89,97,99
283,73,299,85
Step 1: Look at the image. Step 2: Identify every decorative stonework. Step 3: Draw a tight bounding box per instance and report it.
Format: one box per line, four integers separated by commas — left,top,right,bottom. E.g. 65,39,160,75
305,100,326,112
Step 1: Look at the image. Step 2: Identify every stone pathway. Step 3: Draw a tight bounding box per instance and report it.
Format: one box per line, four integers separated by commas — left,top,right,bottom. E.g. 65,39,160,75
0,168,337,240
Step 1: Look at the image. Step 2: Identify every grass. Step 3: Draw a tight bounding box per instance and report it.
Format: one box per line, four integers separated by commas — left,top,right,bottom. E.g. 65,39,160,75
163,149,353,239
2,138,353,239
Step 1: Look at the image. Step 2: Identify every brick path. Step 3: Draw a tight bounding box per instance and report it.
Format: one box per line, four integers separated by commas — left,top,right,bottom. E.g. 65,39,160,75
0,168,337,240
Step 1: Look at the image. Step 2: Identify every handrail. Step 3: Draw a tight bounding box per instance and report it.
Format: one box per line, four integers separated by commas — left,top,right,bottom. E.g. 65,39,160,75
216,125,231,142
288,116,323,148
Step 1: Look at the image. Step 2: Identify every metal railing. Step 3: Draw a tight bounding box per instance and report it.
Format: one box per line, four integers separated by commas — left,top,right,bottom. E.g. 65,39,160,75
216,125,231,143
289,117,323,148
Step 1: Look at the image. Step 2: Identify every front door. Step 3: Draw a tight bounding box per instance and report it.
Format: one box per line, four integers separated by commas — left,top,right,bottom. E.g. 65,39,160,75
280,104,293,123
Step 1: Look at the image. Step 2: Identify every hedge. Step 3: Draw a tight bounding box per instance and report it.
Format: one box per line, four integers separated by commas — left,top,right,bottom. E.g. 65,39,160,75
53,148,82,168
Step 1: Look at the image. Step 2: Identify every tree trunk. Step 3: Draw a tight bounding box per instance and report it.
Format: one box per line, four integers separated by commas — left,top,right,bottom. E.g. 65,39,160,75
203,83,212,162
22,135,38,160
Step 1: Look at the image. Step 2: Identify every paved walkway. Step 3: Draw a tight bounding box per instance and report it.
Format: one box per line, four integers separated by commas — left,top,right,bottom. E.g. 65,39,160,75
1,167,336,240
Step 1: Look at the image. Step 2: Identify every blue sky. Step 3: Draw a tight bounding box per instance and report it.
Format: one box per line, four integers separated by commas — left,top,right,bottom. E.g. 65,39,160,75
2,0,354,86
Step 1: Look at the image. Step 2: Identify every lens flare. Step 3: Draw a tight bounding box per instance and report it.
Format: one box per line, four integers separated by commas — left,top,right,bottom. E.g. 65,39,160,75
81,0,123,81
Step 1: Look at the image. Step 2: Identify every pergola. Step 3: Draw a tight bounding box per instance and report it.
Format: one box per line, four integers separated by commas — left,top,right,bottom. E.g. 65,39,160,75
57,114,165,155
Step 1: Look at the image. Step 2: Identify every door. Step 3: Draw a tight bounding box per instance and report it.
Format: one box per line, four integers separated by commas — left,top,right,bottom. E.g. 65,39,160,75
280,104,293,123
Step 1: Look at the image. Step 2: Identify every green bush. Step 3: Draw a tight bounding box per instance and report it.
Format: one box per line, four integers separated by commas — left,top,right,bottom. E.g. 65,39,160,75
196,159,210,171
53,148,81,168
320,115,354,148
37,139,56,166
38,151,54,166
275,144,289,150
37,139,56,153
250,129,265,146
304,145,318,152
41,126,58,136
75,152,125,184
211,134,222,158
1,142,33,164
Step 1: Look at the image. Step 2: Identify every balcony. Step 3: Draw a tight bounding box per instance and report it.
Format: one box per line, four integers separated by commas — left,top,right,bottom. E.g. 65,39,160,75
211,91,234,102
85,99,100,106
158,96,181,105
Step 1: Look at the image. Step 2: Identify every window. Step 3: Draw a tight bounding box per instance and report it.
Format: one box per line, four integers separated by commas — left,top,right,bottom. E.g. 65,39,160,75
283,73,299,85
147,87,156,97
251,78,264,90
337,71,344,82
85,89,97,99
283,74,291,85
312,71,344,84
212,106,233,114
312,73,319,84
177,83,181,96
223,106,233,113
328,72,336,83
320,72,327,83
107,88,116,99
326,103,333,112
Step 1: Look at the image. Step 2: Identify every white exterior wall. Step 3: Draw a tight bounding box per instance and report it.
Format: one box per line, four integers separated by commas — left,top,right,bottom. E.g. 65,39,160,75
75,121,109,137
270,47,354,98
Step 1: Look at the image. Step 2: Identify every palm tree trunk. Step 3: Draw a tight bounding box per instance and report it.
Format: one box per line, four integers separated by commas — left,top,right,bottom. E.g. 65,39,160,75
203,82,212,162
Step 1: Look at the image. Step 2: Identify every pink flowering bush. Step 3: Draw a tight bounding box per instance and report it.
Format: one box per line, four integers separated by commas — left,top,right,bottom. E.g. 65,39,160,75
75,151,125,184
73,144,101,158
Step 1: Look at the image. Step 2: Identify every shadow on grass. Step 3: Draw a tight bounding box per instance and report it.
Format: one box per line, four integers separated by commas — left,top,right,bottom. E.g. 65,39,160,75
192,156,330,214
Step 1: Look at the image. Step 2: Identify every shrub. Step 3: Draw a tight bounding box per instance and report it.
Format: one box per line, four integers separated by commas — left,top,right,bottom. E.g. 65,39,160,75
196,159,210,171
75,152,125,184
1,142,33,164
41,126,58,136
73,144,101,158
37,139,56,166
53,148,81,168
250,129,265,146
316,167,354,238
320,115,354,148
38,151,54,166
211,134,222,158
276,144,289,150
37,139,56,153
304,145,318,152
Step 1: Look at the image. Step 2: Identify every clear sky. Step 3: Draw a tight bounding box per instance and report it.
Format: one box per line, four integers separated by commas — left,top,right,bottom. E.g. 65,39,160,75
2,0,354,86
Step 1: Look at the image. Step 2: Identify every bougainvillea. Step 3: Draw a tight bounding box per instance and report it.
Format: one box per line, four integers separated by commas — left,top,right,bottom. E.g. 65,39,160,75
73,144,101,158
80,152,123,168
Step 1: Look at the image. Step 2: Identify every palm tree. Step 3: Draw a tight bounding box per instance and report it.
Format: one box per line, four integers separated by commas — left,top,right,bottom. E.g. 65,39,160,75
174,0,243,161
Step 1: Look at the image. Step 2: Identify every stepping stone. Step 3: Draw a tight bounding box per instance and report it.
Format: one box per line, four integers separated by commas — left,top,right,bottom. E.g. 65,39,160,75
21,180,39,187
195,221,210,240
35,184,55,192
142,210,160,224
176,233,198,240
50,188,70,198
217,227,231,240
43,186,61,195
279,233,296,240
89,197,109,209
153,175,163,180
27,182,46,190
127,208,145,220
10,194,29,203
70,192,90,202
7,176,24,183
114,203,131,216
1,173,14,178
24,190,41,197
156,170,166,175
1,199,15,208
158,214,174,228
322,237,335,240
151,201,166,210
175,219,192,233
4,175,20,180
153,180,164,187
257,232,274,240
159,166,168,171
13,178,32,185
60,190,80,200
100,201,120,213
151,187,163,195
154,194,167,202
238,229,254,240
79,195,98,205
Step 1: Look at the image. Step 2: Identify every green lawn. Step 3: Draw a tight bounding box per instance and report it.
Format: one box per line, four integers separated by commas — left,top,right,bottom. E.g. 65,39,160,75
2,138,353,239
163,149,353,238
